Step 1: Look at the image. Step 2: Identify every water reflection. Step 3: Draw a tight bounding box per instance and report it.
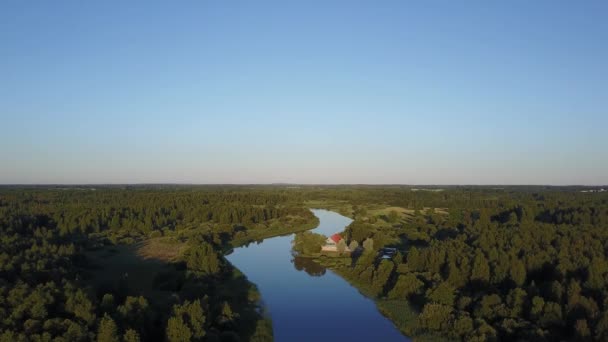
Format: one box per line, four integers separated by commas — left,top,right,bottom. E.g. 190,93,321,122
292,256,326,277
226,209,408,342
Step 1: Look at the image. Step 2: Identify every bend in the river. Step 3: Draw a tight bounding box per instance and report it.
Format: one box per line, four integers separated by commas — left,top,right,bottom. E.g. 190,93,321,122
226,209,409,342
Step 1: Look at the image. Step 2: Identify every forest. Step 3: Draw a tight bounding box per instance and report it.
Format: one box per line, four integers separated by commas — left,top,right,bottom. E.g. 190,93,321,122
305,186,608,341
1,185,608,341
0,186,316,341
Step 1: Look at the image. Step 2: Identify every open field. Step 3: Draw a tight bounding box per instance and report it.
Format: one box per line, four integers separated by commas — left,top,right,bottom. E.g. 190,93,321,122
136,237,188,262
83,242,178,303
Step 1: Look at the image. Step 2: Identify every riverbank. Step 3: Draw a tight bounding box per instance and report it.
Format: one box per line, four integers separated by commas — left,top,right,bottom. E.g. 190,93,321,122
303,200,451,341
79,210,321,342
228,215,319,249
313,256,446,342
226,209,409,342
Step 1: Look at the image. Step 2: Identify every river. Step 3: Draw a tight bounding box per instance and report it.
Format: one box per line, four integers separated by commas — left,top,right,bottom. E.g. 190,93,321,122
226,209,409,342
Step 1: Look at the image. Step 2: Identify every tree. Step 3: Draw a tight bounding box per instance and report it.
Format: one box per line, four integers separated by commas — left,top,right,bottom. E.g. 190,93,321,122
427,282,456,306
172,300,206,339
166,317,192,342
575,319,591,340
250,319,273,342
348,240,359,251
509,259,526,286
506,288,527,318
66,289,96,326
185,243,221,275
97,314,119,342
373,259,395,295
362,238,374,251
475,294,507,321
218,301,236,326
407,247,422,271
453,315,474,338
507,212,519,225
586,258,606,291
595,310,608,341
388,210,399,223
471,251,490,284
540,301,562,327
101,293,115,313
292,232,326,255
447,260,468,288
418,303,453,331
530,296,545,320
117,296,150,333
123,329,140,342
389,273,424,299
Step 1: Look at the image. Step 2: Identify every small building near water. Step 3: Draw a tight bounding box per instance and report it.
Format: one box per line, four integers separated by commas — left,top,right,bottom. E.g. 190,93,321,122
321,233,350,253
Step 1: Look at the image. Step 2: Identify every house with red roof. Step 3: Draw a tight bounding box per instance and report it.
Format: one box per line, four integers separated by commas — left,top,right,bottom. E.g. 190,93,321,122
321,233,351,253
329,234,342,244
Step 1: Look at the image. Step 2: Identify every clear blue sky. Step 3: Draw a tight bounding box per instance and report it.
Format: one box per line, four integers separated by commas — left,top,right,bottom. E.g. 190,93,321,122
1,1,607,184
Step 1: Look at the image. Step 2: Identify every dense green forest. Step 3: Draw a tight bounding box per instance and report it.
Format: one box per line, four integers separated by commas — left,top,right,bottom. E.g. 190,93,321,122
305,186,608,341
1,185,608,341
0,186,316,341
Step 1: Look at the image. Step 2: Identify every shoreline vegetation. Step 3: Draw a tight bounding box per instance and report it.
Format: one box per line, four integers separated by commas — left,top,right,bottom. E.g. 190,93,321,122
2,185,608,341
300,192,608,341
0,187,319,342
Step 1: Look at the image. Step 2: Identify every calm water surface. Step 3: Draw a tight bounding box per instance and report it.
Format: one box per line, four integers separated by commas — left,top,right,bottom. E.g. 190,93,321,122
226,209,409,342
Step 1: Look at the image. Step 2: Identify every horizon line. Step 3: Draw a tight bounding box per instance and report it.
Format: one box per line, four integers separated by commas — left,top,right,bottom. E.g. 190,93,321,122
0,183,606,187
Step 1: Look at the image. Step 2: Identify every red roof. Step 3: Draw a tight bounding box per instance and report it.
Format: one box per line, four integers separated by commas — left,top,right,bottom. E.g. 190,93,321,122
330,234,342,243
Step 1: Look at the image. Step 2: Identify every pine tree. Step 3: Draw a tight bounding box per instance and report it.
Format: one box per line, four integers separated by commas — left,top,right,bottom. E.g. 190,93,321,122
166,317,192,342
471,251,490,283
97,314,119,342
123,329,140,342
509,259,526,286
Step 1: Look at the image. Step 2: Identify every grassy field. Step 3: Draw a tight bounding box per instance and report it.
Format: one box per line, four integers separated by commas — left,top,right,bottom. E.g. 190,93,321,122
83,236,272,340
137,237,188,262
83,241,180,305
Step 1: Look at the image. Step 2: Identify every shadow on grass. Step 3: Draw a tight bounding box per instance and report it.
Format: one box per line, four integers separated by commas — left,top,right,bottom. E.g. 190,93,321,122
81,240,271,342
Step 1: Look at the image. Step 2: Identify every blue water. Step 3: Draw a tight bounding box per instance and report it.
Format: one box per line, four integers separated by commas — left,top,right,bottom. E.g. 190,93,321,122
226,209,409,342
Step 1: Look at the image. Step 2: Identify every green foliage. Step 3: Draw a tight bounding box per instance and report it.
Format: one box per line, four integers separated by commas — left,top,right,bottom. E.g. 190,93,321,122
471,250,490,283
292,231,326,255
427,282,456,307
166,317,192,342
373,259,395,295
388,210,399,223
304,186,608,341
170,300,206,340
0,187,318,342
250,318,273,342
218,301,236,326
123,329,140,342
509,259,526,286
362,237,374,251
418,303,453,331
389,273,424,299
3,185,608,342
185,243,221,275
97,314,119,342
100,294,115,313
